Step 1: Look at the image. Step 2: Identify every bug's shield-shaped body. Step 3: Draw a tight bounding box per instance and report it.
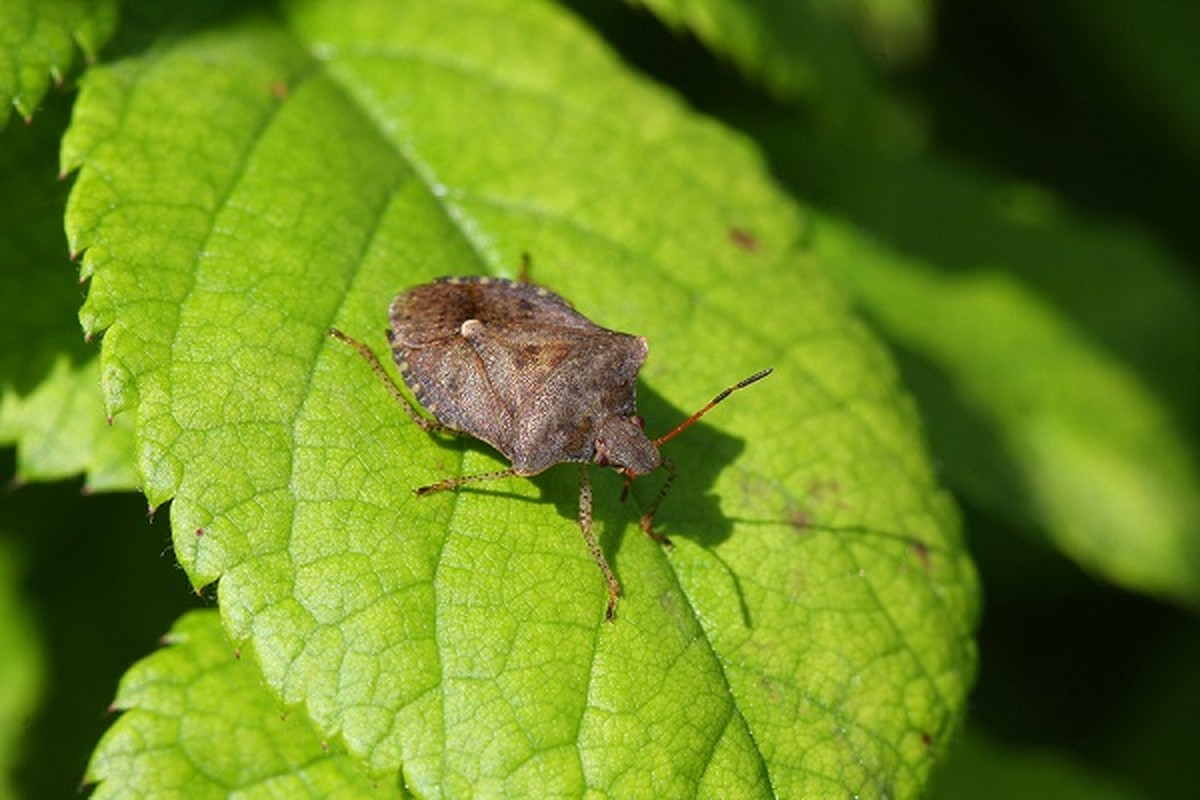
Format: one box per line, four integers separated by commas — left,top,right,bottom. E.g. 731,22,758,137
388,277,661,476
329,274,770,620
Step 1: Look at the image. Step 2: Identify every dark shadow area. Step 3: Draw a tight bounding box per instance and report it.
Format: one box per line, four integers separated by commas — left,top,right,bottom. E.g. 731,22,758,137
560,0,766,120
0,454,204,798
106,0,274,60
922,0,1200,265
0,94,89,395
964,495,1200,798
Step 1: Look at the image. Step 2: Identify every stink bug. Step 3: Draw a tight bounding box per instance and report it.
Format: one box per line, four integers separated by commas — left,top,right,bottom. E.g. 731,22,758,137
329,275,770,620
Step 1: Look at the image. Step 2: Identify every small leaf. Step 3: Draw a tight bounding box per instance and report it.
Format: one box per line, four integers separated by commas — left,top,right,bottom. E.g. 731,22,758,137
68,1,977,795
0,0,118,127
0,355,136,491
86,610,392,799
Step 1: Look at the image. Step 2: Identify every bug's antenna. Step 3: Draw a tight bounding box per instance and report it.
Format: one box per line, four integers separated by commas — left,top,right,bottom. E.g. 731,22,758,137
653,368,773,447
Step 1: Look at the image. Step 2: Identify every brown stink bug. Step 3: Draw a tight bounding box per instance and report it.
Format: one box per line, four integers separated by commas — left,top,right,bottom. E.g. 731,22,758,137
329,275,770,621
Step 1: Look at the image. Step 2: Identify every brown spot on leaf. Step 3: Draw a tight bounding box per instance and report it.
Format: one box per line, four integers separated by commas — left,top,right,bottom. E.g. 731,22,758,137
911,540,932,572
788,506,811,532
728,227,759,251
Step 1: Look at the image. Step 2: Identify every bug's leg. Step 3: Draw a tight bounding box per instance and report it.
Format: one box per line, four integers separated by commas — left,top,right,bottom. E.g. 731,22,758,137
327,328,456,436
414,468,518,495
638,457,676,547
578,465,621,622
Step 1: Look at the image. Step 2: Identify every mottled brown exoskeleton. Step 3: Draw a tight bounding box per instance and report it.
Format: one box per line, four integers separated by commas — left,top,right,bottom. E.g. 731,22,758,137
329,275,770,621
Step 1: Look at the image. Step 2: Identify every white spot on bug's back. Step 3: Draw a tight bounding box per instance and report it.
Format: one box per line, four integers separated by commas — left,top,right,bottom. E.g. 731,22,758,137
461,319,484,338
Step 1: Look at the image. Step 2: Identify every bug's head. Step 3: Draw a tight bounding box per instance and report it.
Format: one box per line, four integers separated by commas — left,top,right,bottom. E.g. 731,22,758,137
593,415,661,477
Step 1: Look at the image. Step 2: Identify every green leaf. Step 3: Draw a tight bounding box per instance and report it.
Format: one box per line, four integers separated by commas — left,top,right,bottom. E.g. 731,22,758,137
791,147,1200,605
67,0,977,795
87,610,393,799
0,0,118,127
0,539,45,800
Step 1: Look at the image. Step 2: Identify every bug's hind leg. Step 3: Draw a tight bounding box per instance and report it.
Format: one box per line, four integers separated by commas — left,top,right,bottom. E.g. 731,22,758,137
413,469,518,496
328,327,456,436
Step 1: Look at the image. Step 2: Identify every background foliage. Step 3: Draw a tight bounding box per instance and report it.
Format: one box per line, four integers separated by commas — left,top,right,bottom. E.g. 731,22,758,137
1,0,1196,797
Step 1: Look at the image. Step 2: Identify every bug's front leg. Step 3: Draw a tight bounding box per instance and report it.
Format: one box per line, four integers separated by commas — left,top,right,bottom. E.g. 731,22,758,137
577,465,621,621
637,457,676,547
